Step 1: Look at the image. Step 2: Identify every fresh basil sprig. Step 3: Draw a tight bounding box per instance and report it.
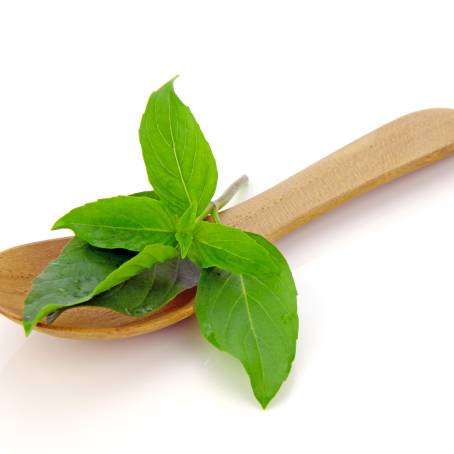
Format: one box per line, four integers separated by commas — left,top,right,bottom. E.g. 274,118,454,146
23,78,299,408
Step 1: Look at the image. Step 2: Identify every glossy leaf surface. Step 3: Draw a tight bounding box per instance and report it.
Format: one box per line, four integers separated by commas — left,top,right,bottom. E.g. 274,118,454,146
23,241,177,333
23,238,133,334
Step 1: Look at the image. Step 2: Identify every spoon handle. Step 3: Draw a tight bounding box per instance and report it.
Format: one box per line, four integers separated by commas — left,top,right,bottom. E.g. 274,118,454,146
221,108,454,241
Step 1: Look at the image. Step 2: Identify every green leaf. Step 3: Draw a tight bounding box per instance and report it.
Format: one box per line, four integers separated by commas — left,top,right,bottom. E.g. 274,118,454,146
23,240,177,334
130,190,159,199
24,238,177,334
175,202,198,258
91,244,178,294
86,257,200,316
52,196,176,251
188,221,280,276
195,233,298,408
139,78,218,216
23,238,133,334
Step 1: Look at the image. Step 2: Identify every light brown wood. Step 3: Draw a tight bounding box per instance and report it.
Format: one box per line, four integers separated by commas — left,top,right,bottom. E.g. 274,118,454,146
1,108,454,339
221,108,454,240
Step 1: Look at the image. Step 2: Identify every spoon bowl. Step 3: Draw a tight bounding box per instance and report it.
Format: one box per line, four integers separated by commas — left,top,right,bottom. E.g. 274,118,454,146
1,108,454,339
0,237,196,339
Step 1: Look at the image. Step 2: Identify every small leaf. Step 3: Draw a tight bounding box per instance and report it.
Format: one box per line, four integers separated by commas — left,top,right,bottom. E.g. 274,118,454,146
53,196,176,251
188,221,280,276
139,78,218,215
195,233,298,408
86,257,200,316
23,238,133,334
175,202,198,258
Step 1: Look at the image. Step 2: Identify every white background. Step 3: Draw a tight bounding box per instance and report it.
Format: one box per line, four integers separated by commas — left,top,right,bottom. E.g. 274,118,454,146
1,1,454,453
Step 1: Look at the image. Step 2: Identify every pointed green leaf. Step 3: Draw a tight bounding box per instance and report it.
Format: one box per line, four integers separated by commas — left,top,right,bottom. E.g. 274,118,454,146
86,257,200,316
195,233,298,408
23,238,133,334
175,202,198,258
23,240,178,334
52,196,176,251
92,244,178,294
188,222,280,276
139,78,218,215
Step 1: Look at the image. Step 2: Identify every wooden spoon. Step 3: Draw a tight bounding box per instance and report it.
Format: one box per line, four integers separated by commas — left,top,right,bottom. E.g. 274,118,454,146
1,108,454,340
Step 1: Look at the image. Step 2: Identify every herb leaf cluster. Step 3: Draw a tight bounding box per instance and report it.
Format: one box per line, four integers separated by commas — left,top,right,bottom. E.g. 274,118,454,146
23,78,299,408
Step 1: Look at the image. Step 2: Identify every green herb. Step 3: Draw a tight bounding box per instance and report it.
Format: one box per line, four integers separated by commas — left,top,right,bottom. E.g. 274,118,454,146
195,233,298,408
188,222,280,276
52,196,176,251
88,257,200,316
23,78,299,408
23,238,133,333
139,77,218,216
175,202,198,258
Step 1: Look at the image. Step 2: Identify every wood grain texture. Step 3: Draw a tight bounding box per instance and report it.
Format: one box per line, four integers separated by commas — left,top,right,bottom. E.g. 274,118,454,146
221,108,454,240
1,108,454,339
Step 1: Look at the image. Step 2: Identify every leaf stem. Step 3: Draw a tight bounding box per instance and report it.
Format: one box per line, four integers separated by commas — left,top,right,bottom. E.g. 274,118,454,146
211,206,222,224
198,175,249,221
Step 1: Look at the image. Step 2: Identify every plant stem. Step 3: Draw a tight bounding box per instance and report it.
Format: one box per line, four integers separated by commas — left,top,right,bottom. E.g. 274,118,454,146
211,206,222,224
215,174,249,210
198,174,249,221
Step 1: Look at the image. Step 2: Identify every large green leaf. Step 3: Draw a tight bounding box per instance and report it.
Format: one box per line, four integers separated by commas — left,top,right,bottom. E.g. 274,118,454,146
195,233,298,408
139,78,218,216
87,257,200,316
23,240,177,334
188,222,280,277
52,196,176,251
23,238,133,334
